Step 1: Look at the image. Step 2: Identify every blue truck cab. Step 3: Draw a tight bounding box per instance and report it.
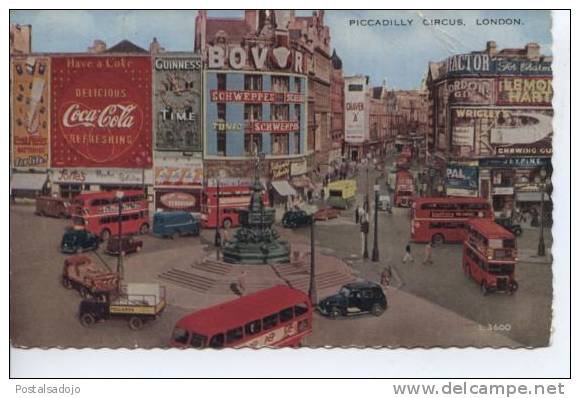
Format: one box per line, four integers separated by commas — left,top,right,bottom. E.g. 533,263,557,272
152,211,200,238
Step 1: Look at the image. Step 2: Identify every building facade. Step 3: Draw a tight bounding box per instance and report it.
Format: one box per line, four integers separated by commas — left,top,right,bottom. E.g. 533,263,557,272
330,49,344,165
10,39,169,201
195,10,320,198
387,89,429,159
426,41,553,213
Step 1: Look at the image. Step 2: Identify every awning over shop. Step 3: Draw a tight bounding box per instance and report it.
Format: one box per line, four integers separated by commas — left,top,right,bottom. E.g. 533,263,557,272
516,192,549,202
291,175,313,190
10,173,47,191
271,180,297,197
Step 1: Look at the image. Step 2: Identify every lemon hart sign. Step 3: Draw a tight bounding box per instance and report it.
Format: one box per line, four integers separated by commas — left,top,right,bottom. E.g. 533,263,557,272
50,56,153,168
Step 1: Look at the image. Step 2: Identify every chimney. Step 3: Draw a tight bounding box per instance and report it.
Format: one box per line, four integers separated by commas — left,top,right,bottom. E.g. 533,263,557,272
88,39,107,54
245,10,258,33
149,37,165,54
195,10,207,52
525,42,540,60
10,24,32,55
486,40,497,56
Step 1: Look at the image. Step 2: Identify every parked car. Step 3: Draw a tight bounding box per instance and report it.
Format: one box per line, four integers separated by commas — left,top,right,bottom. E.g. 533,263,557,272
62,255,118,299
282,209,313,228
314,206,340,221
318,281,387,318
495,217,523,236
152,211,200,238
105,235,143,256
35,196,70,218
60,228,100,254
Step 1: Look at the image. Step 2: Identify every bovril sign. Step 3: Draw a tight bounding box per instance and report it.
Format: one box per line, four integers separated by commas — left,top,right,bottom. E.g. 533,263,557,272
160,192,197,210
208,44,305,73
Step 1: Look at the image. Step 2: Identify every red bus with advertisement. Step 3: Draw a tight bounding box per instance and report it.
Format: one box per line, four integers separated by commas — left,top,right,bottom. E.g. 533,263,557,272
170,285,312,348
201,185,269,229
70,190,150,241
394,170,415,207
463,219,518,295
411,197,493,244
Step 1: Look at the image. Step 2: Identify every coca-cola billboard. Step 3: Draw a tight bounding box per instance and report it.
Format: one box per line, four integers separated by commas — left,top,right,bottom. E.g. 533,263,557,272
50,56,152,168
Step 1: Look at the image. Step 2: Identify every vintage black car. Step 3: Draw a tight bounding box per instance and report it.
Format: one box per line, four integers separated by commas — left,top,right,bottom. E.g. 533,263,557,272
60,228,100,254
318,281,387,318
282,209,313,228
495,217,523,236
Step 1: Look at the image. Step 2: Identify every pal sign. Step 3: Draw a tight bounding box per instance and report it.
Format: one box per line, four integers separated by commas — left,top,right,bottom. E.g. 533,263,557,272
208,45,304,73
446,164,478,190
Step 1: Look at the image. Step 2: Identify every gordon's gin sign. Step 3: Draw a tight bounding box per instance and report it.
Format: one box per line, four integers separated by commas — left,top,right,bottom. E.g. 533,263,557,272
51,56,152,168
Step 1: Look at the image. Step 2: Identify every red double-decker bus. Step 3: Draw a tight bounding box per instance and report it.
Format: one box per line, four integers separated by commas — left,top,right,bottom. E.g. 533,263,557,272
170,285,312,348
463,219,518,295
70,190,150,241
201,185,269,229
411,197,493,244
394,170,415,207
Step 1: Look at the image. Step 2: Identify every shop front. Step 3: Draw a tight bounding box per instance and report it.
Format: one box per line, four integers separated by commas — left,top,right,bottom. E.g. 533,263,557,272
10,171,49,199
479,157,551,216
153,157,203,214
49,168,153,199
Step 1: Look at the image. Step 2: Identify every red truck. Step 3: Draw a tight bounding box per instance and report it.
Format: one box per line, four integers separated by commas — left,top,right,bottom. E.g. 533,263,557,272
61,255,119,299
35,196,70,218
394,170,415,207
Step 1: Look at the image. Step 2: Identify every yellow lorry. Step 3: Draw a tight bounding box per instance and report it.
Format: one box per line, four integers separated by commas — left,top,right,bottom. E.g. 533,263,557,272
325,179,357,209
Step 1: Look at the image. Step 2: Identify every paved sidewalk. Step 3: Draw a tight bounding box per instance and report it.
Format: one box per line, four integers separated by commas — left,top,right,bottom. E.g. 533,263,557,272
306,285,519,348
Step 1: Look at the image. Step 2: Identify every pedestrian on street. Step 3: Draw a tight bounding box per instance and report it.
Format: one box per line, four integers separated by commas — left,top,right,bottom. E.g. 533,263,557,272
402,242,414,263
355,204,361,224
237,270,247,296
381,266,392,287
423,243,434,265
360,211,369,256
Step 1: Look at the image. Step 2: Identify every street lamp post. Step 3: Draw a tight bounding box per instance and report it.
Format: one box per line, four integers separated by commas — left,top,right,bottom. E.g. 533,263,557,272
116,190,124,289
537,167,549,256
372,185,380,262
214,178,221,259
309,215,318,305
365,163,370,212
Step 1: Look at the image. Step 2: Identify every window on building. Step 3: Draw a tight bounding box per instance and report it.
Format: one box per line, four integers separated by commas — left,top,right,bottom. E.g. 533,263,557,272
272,134,289,155
244,74,263,91
217,132,227,156
217,103,226,120
294,77,302,93
59,184,82,199
272,75,289,93
293,132,301,154
217,73,227,90
348,84,363,92
244,103,262,122
271,104,289,121
294,104,301,123
244,134,262,156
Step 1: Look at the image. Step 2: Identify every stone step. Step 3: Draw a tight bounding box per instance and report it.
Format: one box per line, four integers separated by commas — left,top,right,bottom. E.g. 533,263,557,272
157,268,217,293
191,261,232,275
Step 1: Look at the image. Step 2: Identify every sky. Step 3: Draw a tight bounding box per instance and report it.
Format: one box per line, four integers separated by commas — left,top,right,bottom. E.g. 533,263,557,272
10,10,552,90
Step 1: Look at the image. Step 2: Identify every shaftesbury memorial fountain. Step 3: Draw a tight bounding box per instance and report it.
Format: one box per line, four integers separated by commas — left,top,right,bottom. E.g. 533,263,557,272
222,153,290,264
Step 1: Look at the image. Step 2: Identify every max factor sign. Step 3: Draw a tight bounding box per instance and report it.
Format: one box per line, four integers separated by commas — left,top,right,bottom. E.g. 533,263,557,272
208,45,305,73
445,54,552,76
